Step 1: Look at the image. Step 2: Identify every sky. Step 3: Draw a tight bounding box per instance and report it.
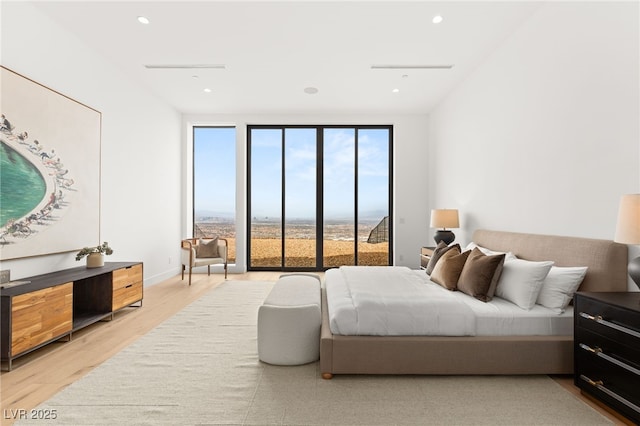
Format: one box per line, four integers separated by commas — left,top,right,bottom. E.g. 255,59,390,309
194,126,390,221
194,126,237,217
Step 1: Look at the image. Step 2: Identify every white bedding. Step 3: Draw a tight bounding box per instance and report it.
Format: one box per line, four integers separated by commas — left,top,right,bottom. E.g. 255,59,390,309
326,266,476,336
325,266,573,336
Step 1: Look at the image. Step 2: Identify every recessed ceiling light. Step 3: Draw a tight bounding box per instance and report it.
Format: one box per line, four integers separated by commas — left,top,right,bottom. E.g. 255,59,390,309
304,87,319,95
203,88,212,93
432,15,443,24
392,88,400,93
137,16,150,25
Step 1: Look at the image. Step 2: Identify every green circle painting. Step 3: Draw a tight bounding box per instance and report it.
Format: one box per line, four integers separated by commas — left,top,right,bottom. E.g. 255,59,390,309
0,141,47,228
1,113,74,247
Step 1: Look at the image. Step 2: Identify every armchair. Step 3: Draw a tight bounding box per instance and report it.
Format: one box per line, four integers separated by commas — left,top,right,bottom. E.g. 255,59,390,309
180,237,228,285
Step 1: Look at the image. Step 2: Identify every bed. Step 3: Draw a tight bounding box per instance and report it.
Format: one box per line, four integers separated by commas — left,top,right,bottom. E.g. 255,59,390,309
320,229,628,378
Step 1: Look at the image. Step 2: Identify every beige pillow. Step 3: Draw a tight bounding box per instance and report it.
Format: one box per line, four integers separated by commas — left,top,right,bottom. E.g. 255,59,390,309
430,248,470,291
457,248,506,302
426,241,461,275
196,237,219,258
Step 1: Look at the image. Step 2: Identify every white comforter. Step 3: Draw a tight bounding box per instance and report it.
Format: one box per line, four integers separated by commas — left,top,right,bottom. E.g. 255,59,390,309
326,266,476,336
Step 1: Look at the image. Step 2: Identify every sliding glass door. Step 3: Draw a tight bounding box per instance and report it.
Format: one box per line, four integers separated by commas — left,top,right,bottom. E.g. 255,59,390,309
248,125,392,271
248,128,283,267
356,128,391,266
284,128,317,268
322,128,356,267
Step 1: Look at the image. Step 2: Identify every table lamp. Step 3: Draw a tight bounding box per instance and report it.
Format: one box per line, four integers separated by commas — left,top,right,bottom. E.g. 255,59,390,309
614,193,640,289
430,209,459,245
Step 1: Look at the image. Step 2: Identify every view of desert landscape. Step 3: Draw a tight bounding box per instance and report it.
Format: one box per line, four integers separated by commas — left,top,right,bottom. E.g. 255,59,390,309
195,218,389,267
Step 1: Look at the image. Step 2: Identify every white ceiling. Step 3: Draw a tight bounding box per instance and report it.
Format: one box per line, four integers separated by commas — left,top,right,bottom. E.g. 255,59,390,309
35,1,542,115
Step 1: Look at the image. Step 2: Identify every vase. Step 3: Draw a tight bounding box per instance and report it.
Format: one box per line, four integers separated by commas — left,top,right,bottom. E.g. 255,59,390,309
434,229,455,245
86,252,105,268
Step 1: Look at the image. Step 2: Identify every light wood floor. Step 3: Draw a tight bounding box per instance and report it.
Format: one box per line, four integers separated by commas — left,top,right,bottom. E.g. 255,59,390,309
0,271,632,426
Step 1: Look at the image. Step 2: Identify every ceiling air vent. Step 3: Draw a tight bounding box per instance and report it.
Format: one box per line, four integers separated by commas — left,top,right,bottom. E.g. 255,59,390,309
144,64,226,69
370,65,454,69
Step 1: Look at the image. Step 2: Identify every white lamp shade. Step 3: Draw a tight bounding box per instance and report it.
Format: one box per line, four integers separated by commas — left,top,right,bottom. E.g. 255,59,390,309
430,209,459,229
615,194,640,244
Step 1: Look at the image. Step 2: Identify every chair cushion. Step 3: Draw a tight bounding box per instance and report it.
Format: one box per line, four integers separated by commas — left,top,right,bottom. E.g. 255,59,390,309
196,237,219,258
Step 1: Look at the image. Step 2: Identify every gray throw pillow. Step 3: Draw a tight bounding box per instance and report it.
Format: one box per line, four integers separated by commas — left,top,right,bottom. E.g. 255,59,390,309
196,237,219,258
426,241,461,275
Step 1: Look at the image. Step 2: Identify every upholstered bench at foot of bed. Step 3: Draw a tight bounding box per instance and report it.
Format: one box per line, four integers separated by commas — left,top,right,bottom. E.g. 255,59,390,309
257,274,321,366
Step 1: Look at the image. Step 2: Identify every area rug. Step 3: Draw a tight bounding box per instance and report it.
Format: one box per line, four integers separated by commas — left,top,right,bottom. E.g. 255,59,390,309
19,281,611,425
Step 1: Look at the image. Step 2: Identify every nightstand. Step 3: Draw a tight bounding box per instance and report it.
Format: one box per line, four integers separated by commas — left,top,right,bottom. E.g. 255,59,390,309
420,247,435,270
574,292,640,424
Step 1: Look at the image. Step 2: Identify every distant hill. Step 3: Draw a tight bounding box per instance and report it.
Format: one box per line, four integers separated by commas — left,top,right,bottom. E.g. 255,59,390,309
195,210,234,222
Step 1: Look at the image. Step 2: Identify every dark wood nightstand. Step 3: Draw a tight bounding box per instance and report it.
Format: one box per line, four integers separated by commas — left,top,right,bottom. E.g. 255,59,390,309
420,247,435,270
574,292,640,424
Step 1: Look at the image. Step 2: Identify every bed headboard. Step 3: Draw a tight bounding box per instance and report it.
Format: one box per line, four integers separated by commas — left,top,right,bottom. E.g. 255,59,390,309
472,229,628,292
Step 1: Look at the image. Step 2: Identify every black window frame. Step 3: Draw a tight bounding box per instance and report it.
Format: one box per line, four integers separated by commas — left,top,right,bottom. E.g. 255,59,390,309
247,124,393,271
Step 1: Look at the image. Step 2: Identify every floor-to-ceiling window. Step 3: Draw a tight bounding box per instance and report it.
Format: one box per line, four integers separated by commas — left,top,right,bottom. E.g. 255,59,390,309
193,126,236,263
247,128,283,267
247,125,392,271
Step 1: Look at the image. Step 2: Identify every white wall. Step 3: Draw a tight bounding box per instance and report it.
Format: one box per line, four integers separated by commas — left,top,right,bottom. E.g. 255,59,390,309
5,2,635,283
1,3,183,285
183,113,430,270
428,2,639,246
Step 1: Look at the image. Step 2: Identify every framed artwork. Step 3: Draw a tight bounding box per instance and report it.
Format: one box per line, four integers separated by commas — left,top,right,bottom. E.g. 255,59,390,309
0,66,101,260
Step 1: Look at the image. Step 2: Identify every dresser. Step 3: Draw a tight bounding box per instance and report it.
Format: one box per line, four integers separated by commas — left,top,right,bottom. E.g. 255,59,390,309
0,262,143,371
574,292,640,424
420,247,435,270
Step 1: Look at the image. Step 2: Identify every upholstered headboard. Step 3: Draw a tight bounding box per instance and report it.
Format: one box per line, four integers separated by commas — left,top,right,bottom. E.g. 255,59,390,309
472,229,628,292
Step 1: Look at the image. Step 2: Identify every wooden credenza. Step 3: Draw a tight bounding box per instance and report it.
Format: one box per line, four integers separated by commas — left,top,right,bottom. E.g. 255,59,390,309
1,262,143,371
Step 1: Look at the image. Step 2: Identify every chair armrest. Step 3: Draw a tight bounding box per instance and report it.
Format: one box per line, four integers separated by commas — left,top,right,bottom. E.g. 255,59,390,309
217,238,228,262
181,239,197,265
181,238,197,250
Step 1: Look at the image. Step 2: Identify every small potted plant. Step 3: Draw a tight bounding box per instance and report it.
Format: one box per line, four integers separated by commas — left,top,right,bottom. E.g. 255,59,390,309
75,242,114,268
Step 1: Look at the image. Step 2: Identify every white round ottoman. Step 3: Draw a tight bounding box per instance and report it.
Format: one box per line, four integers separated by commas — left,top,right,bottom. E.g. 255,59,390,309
257,274,321,366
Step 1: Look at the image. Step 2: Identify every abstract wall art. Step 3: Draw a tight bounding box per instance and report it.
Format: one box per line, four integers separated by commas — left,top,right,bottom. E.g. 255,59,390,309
0,66,101,260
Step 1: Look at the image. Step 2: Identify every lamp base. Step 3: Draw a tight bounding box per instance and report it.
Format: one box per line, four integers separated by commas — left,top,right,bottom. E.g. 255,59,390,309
434,230,455,245
630,256,640,290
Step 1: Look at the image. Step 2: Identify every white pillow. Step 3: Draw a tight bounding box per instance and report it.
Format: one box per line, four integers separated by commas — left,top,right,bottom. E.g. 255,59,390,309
495,258,554,310
536,266,588,314
464,242,495,255
464,242,517,260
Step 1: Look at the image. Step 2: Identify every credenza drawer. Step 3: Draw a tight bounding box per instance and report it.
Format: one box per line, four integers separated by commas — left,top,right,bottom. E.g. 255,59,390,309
576,298,640,352
112,281,143,311
11,283,73,356
576,346,640,401
576,328,640,371
112,264,143,290
577,373,640,423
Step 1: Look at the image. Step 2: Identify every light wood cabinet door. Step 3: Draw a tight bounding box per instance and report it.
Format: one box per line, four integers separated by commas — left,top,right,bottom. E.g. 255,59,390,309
112,282,143,311
11,283,73,356
112,264,143,290
112,264,143,311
